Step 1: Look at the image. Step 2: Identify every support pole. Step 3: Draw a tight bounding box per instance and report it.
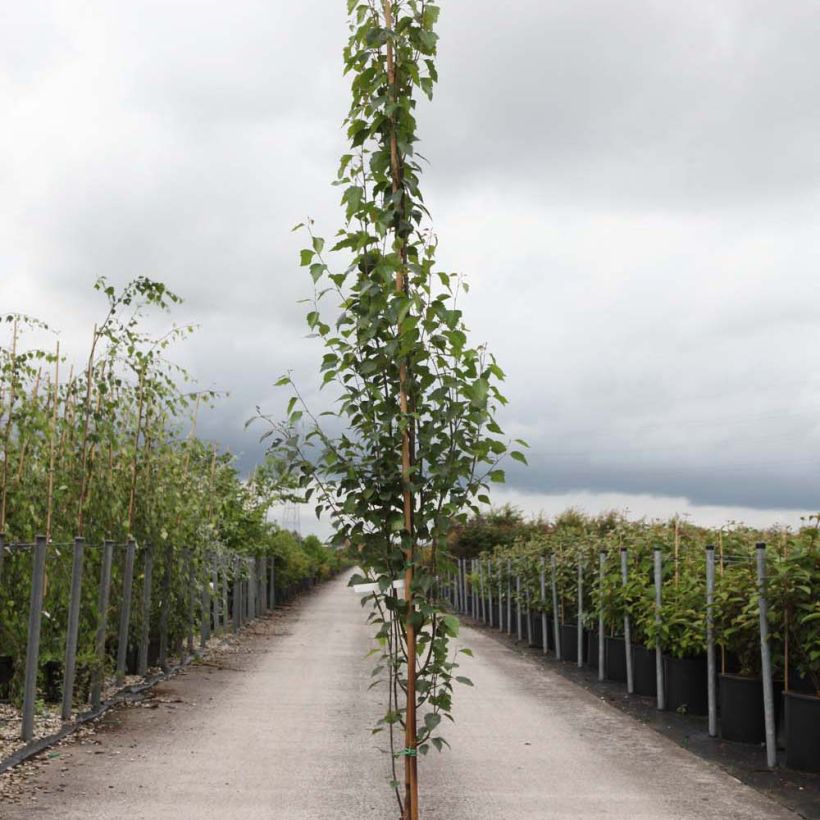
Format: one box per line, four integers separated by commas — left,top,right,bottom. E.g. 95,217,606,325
116,539,136,683
137,542,154,676
185,548,195,655
756,542,777,769
479,560,486,623
577,557,583,668
62,536,85,720
22,536,47,741
654,547,665,711
506,559,512,636
540,557,548,654
486,561,494,628
706,545,717,737
232,556,241,633
551,554,561,660
525,586,532,646
221,558,229,629
497,560,503,633
91,540,113,710
598,550,605,682
211,557,220,633
158,542,171,670
200,554,210,648
621,548,634,694
515,571,522,641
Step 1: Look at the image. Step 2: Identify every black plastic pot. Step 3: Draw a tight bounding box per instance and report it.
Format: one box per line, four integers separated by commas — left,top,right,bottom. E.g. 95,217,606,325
43,660,63,703
0,655,14,700
784,691,820,772
605,636,628,684
664,655,708,715
530,614,543,648
559,624,587,663
719,673,765,744
633,645,657,697
587,631,601,670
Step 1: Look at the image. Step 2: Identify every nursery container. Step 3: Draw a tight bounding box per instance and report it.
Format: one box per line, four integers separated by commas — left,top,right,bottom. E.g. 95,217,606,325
664,655,708,715
586,631,600,671
719,674,765,744
559,624,587,664
530,614,543,648
0,656,14,700
633,645,657,696
784,691,820,772
605,636,628,684
43,659,63,703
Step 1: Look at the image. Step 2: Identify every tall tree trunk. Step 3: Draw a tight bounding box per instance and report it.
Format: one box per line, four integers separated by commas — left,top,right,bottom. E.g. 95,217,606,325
383,2,418,817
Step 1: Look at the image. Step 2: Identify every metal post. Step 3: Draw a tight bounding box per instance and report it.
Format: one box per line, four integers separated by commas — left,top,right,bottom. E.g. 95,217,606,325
116,539,137,682
621,548,633,694
756,543,777,769
497,560,503,632
577,558,583,668
158,543,171,670
211,558,220,633
705,545,717,737
506,559,512,636
479,560,486,623
22,536,47,741
258,556,266,613
540,557,548,654
598,550,605,682
551,554,561,660
138,543,154,676
200,555,211,648
249,558,256,619
486,561,494,627
515,571,522,641
232,557,241,633
62,537,85,720
525,586,532,646
185,548,195,655
654,547,665,710
221,558,229,629
91,540,113,709
268,556,276,610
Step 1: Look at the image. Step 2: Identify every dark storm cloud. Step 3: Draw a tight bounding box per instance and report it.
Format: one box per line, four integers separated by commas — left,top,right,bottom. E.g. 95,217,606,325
1,0,819,525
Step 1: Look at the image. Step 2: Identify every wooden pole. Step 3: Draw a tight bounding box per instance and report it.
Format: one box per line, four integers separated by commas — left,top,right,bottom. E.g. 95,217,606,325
383,2,417,815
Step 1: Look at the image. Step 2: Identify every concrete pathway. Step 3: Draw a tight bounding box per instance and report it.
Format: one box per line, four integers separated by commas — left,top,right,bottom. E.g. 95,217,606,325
0,572,798,819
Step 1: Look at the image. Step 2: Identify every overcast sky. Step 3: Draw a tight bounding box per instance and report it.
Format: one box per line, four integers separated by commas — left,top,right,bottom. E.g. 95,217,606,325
2,1,819,533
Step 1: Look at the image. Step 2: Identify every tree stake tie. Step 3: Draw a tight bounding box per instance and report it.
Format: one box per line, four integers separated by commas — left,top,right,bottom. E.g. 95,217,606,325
399,748,417,758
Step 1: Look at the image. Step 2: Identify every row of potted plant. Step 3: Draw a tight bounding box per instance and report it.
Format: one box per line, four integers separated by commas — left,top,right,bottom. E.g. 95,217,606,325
462,511,820,772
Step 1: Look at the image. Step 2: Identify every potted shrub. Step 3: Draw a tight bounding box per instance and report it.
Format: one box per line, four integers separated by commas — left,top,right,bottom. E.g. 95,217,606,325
714,555,771,743
772,528,820,771
639,564,708,714
625,550,658,697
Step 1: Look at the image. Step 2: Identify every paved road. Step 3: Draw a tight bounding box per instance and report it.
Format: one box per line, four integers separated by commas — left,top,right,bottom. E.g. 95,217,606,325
1,572,797,819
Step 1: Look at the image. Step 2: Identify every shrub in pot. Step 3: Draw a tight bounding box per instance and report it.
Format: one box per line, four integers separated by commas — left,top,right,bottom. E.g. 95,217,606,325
715,556,769,743
639,565,708,714
770,529,820,771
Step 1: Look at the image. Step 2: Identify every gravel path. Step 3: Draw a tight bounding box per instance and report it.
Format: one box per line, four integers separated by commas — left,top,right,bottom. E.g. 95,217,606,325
0,572,798,819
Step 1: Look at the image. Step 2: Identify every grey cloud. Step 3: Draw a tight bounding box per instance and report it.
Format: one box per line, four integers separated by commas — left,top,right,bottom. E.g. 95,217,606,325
2,1,819,524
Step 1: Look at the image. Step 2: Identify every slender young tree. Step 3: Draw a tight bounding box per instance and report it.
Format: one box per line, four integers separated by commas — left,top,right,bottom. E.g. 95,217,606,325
262,3,524,817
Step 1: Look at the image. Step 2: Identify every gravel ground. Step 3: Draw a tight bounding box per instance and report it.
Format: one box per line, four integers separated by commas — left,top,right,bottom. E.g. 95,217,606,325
0,573,804,819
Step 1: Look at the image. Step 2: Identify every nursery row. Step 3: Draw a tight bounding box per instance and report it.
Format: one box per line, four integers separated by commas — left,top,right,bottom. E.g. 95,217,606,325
0,531,338,744
443,518,820,773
